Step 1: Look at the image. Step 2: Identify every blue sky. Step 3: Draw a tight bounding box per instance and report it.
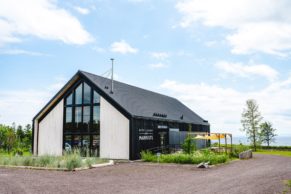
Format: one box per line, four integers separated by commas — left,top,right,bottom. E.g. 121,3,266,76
1,0,291,136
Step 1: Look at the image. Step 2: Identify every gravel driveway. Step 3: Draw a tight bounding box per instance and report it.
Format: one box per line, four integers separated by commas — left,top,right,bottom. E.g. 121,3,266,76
0,154,290,194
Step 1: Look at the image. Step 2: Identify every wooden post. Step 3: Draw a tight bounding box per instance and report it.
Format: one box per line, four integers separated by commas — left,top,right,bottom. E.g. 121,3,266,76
218,133,221,153
230,134,233,153
225,134,227,154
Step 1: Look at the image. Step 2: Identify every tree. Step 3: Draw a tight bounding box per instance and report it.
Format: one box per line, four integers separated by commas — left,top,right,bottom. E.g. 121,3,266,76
241,99,263,151
182,124,196,154
5,127,16,153
260,121,277,147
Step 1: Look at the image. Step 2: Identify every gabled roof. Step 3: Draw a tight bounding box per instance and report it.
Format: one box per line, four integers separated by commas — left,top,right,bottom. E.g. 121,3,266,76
80,70,209,125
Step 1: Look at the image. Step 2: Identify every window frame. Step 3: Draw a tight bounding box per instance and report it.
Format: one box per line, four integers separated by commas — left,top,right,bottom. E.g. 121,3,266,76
63,80,100,156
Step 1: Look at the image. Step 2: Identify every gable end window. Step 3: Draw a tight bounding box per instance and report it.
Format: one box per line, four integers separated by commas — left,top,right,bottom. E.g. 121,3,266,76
64,82,100,157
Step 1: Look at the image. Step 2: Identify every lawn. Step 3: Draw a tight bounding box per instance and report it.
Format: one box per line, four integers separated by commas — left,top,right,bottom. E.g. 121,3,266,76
255,150,291,157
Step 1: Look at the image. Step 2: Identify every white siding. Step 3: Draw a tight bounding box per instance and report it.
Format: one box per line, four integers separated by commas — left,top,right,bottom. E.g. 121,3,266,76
38,100,64,156
100,97,129,159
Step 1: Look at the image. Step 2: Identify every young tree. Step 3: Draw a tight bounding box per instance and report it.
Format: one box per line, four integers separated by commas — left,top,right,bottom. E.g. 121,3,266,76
182,124,196,154
241,99,263,151
260,121,277,147
5,127,16,153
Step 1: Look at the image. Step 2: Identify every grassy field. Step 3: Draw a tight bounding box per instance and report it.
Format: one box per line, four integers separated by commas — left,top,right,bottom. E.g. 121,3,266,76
255,150,291,157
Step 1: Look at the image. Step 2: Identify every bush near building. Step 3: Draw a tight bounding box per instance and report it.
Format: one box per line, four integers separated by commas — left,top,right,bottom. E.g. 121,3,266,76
141,150,229,165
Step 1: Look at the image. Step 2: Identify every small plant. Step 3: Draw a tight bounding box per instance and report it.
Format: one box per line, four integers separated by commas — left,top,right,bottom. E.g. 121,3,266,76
283,180,291,194
181,124,196,154
64,150,82,170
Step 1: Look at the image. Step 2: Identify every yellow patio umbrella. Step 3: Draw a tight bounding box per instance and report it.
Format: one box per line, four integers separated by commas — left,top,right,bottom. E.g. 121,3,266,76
194,135,206,139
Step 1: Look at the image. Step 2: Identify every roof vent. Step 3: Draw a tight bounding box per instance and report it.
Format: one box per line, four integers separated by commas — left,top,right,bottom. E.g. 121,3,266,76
180,115,183,120
153,113,167,118
105,86,109,89
203,120,208,123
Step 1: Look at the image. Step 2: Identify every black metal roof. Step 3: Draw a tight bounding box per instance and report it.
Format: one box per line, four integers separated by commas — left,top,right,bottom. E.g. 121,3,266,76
80,70,209,125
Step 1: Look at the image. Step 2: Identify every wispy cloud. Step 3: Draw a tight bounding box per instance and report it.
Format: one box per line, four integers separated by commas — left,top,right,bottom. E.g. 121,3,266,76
110,40,138,54
214,61,279,81
73,6,90,15
176,0,291,56
0,0,93,46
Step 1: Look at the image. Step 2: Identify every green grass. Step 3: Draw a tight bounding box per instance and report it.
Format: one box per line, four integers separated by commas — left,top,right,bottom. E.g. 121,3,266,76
255,150,291,157
0,150,108,170
283,180,291,194
0,150,32,157
141,150,230,165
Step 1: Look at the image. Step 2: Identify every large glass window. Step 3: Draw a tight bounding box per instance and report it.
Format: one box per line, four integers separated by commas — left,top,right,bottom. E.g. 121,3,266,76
84,83,91,104
92,106,100,132
66,94,73,105
83,106,90,132
75,84,82,105
75,107,82,129
93,91,100,104
64,82,100,157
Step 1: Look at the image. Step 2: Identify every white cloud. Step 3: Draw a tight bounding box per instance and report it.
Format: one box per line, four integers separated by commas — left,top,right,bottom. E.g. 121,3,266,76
110,40,138,54
0,49,50,56
176,0,291,56
0,0,93,46
214,61,279,81
74,6,90,15
160,78,291,136
149,63,168,69
150,52,169,60
0,76,67,126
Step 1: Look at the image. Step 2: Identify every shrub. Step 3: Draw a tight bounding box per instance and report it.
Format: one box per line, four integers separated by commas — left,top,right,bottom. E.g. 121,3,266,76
141,150,229,165
22,157,35,166
182,136,196,154
37,155,53,167
64,152,82,170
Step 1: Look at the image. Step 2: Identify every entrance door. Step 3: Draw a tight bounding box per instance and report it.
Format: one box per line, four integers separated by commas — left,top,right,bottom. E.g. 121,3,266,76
159,132,167,147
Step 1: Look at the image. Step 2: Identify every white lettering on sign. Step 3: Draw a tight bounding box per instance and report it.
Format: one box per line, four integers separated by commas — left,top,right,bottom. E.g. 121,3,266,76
139,136,154,140
139,128,154,141
157,125,168,129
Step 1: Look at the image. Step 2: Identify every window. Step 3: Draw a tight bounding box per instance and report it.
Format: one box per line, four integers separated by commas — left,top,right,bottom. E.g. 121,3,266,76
66,94,73,105
93,91,100,104
65,107,72,123
83,106,90,132
84,83,91,104
75,107,82,129
75,84,82,105
64,81,100,157
92,106,100,132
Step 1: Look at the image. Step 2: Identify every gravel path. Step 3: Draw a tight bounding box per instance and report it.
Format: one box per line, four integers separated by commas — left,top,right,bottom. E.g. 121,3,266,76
0,154,291,194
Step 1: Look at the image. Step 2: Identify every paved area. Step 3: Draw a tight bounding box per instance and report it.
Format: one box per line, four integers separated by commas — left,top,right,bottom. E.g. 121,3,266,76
0,154,291,194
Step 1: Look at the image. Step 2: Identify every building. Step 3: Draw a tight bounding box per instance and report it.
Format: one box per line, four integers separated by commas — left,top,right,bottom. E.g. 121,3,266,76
32,70,210,160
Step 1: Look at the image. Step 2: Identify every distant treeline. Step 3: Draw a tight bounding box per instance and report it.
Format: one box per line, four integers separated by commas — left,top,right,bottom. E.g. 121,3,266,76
0,123,32,155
